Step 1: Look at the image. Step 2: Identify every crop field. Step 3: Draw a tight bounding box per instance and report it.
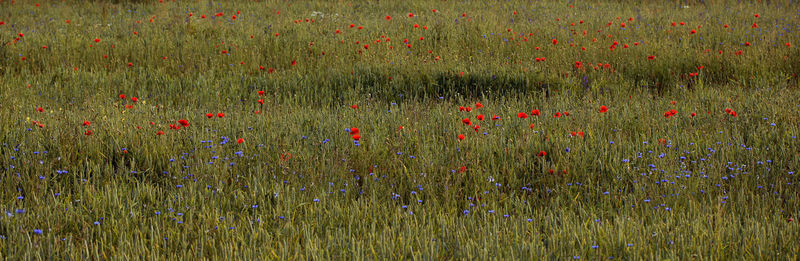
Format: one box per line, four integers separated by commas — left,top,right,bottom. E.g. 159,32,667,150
1,0,800,259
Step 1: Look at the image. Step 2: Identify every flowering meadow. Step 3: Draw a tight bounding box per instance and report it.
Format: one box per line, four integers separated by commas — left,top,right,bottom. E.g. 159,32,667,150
1,0,800,259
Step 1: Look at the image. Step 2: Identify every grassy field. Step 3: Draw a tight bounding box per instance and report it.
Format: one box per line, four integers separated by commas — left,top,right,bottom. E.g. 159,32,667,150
1,0,800,259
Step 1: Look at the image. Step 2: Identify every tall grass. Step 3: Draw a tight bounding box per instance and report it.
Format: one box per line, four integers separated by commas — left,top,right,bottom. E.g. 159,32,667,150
1,0,799,259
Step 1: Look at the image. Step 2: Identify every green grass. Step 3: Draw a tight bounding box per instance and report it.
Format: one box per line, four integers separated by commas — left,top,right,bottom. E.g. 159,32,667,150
1,0,799,259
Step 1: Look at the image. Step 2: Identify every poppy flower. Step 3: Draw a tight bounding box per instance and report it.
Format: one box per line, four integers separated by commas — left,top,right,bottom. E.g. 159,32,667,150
517,112,528,119
786,42,791,47
552,39,558,45
237,138,244,144
291,60,296,66
691,112,696,117
531,109,540,116
458,134,465,140
82,120,91,126
350,104,359,109
690,29,696,34
120,94,126,99
476,115,485,121
549,169,554,174
648,55,655,60
459,106,466,112
408,13,414,18
178,119,190,127
350,127,360,135
570,131,576,136
84,130,93,136
530,123,535,129
462,118,472,125
156,131,164,136
94,38,100,43
554,112,562,118
754,13,760,18
599,105,609,113
217,113,225,118
131,97,138,102
475,102,483,108
537,151,547,157
752,23,758,28
577,132,584,138
257,91,265,96
37,107,44,112
352,134,361,140
206,113,214,118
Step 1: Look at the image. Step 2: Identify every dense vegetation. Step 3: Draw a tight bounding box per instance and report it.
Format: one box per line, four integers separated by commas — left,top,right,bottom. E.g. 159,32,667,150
1,0,799,259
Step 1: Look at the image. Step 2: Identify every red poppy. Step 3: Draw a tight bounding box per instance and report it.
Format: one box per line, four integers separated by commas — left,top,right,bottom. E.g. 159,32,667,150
131,97,138,102
120,94,126,100
648,55,655,60
599,105,609,113
350,104,359,109
537,151,547,157
217,113,225,118
84,130,93,136
752,23,758,28
691,112,696,117
459,106,466,112
291,60,297,66
206,113,214,118
408,13,414,18
156,131,164,136
350,127,360,135
531,109,540,116
577,132,584,138
475,102,483,108
517,112,528,119
690,29,696,34
476,115,485,121
37,107,44,112
554,112,562,118
552,39,558,45
258,91,265,96
352,134,361,140
754,14,760,18
530,123,535,129
178,119,190,127
458,134,465,140
237,138,244,144
549,169,554,174
570,131,576,136
94,38,100,43
462,118,472,125
82,120,91,126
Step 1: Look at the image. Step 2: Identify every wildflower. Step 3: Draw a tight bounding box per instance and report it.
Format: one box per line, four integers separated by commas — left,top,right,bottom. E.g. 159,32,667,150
216,113,225,118
82,120,91,126
84,130,93,136
476,115,485,121
458,134,465,140
352,134,361,140
531,109,540,116
206,113,214,118
517,112,528,119
237,138,244,144
350,127,360,135
178,119,190,127
537,151,547,157
462,118,472,125
599,105,609,113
